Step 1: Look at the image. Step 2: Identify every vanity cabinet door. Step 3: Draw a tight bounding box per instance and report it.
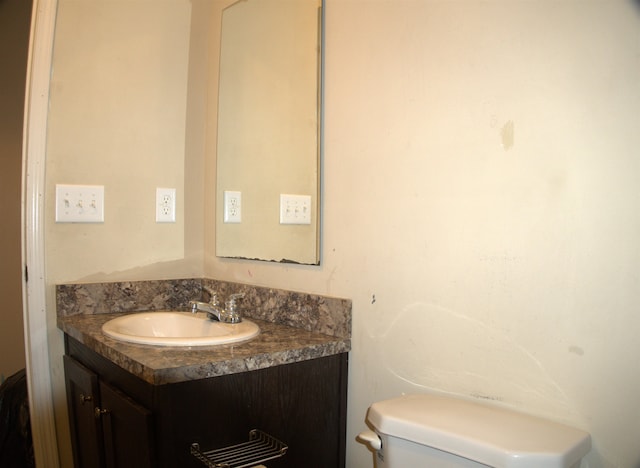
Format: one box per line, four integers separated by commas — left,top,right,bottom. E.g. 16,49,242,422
64,354,155,468
99,381,155,468
63,355,104,468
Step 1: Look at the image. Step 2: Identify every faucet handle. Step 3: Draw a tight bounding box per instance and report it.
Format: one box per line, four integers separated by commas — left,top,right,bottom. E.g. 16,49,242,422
203,287,219,305
225,293,245,313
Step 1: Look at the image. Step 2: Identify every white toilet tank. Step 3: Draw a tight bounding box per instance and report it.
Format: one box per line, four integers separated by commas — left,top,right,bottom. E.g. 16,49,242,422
358,394,591,468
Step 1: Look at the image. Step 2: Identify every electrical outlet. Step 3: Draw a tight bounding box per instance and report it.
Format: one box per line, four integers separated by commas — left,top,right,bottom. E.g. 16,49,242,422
55,184,105,223
280,194,311,225
224,191,242,223
156,188,176,223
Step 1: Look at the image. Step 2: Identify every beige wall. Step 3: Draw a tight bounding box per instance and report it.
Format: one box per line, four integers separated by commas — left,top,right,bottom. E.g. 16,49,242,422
206,1,640,467
43,1,640,467
45,0,197,282
0,0,31,382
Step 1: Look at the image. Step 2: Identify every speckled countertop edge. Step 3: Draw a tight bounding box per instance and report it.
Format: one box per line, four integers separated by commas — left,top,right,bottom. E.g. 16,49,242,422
58,312,351,386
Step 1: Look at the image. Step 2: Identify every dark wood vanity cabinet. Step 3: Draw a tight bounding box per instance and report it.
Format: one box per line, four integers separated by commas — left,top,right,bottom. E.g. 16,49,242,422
64,336,348,468
63,355,155,468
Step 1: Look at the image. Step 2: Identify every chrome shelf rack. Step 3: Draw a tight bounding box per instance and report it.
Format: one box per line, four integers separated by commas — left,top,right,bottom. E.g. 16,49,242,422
191,430,288,468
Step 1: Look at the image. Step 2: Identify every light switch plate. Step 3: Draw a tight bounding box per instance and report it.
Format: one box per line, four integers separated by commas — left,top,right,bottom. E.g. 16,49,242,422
280,194,311,225
55,184,105,223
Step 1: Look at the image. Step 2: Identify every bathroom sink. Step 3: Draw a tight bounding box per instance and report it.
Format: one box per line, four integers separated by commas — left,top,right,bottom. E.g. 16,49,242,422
102,311,260,346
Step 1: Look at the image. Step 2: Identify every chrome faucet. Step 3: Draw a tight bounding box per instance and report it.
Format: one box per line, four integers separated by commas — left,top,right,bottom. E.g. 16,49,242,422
189,289,245,324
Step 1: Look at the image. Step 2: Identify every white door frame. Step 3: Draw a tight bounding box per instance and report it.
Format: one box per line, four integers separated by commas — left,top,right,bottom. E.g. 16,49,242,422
22,0,60,466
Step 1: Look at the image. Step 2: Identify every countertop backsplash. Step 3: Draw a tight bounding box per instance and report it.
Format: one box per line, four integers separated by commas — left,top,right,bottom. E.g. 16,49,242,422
56,278,351,339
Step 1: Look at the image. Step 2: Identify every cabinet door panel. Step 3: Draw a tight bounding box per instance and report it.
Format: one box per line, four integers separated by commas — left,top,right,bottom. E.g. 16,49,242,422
63,355,104,468
99,381,155,468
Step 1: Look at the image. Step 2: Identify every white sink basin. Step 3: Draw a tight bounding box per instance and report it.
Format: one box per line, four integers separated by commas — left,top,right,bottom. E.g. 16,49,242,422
102,311,260,346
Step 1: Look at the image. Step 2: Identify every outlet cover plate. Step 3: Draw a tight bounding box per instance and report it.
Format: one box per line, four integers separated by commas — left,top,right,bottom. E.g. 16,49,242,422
156,188,176,223
223,191,242,223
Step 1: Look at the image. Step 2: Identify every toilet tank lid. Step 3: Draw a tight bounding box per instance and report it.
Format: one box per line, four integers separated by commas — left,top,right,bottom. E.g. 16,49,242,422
366,394,591,468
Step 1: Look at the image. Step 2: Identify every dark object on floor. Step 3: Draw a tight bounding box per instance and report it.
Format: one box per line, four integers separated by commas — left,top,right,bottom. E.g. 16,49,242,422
0,369,35,468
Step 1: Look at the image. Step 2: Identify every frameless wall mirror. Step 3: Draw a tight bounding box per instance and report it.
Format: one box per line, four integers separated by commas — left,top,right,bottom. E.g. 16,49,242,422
215,0,322,265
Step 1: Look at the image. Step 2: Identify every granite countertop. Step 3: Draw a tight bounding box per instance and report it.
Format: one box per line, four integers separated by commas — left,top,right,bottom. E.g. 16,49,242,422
58,312,351,386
